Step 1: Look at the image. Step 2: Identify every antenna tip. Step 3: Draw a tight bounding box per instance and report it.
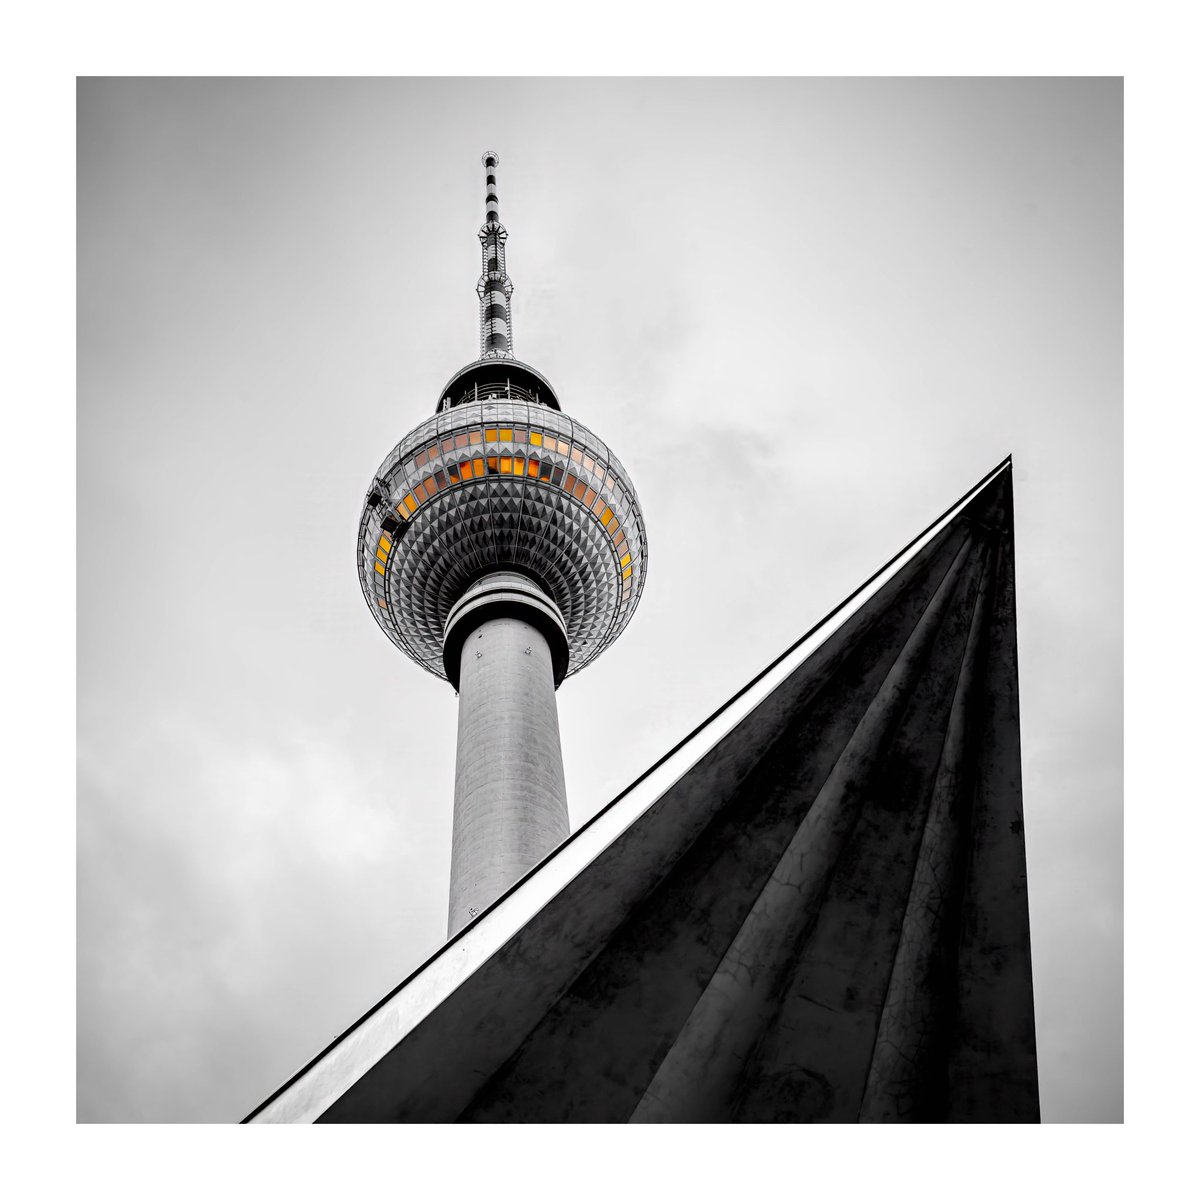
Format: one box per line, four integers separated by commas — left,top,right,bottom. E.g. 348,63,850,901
481,151,500,168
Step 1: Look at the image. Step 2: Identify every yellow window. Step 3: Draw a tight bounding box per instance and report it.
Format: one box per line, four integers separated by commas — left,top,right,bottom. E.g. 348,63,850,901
473,458,485,477
499,428,513,441
376,547,388,564
600,507,613,524
622,565,632,580
620,552,631,568
499,456,513,473
485,428,499,442
378,534,392,552
530,431,543,446
374,560,386,576
403,494,417,514
514,457,526,475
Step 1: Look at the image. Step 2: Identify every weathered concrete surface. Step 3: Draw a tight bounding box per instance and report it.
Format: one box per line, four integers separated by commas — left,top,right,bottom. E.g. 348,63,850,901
447,609,569,936
247,463,1037,1124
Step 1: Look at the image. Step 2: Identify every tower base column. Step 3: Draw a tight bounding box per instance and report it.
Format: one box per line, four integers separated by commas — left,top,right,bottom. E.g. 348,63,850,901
444,573,570,936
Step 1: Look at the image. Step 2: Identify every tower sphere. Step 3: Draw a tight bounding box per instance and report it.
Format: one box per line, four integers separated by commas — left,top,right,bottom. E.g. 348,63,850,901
357,389,647,684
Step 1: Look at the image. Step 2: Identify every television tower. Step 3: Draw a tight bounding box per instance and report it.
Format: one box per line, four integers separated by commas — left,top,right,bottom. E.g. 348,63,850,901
357,154,648,935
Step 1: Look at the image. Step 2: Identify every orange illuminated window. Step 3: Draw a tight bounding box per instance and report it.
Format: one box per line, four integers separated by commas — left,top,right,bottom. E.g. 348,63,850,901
574,481,588,500
425,475,438,495
485,428,499,442
528,459,540,478
374,560,386,576
402,494,417,514
564,473,577,492
499,456,513,473
447,463,460,483
622,565,633,580
415,482,428,501
499,428,513,441
529,431,543,446
514,456,526,475
599,506,613,524
473,457,485,477
378,534,392,552
486,456,498,473
620,552,631,568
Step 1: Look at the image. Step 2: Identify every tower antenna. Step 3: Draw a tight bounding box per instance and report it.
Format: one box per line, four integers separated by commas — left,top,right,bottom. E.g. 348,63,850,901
477,152,514,359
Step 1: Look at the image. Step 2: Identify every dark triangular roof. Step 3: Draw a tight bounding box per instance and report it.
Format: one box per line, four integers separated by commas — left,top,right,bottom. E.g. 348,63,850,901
246,458,1038,1123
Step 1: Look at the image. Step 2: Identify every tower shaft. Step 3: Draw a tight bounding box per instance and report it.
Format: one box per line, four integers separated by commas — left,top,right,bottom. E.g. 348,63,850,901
448,593,569,935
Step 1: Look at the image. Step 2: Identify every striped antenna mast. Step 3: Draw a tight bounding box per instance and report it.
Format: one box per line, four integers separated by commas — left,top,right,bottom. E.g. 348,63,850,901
477,152,514,359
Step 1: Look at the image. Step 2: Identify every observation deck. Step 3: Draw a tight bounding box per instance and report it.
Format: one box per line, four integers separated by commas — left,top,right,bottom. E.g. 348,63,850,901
437,357,561,413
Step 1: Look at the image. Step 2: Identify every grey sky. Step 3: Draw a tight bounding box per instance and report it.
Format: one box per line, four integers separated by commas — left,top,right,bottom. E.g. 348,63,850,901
77,77,1121,1123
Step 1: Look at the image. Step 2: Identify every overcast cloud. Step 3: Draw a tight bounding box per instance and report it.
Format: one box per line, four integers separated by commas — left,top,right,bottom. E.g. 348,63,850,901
77,77,1121,1122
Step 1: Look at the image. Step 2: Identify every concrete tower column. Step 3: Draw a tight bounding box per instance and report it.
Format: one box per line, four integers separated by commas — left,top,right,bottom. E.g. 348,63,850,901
443,572,571,935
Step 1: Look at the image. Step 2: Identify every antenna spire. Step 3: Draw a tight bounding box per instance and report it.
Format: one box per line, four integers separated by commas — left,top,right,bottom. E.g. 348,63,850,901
477,152,514,359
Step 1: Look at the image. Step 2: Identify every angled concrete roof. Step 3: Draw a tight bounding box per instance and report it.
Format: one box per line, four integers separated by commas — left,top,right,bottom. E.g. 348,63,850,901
246,458,1037,1123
